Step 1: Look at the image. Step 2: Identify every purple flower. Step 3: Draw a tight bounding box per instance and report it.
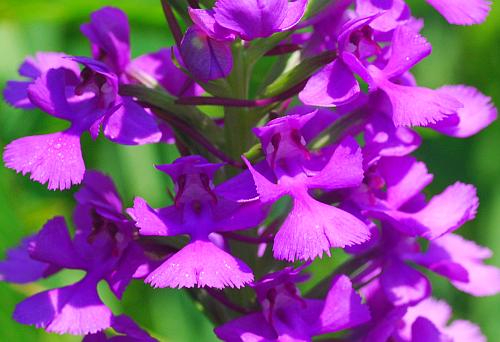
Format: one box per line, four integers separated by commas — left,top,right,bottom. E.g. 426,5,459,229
11,171,148,335
181,0,308,81
3,56,162,190
357,225,432,307
407,233,500,296
0,235,59,284
215,268,370,341
355,0,491,26
355,0,411,33
244,112,371,261
189,0,308,41
424,0,491,26
300,19,463,127
363,114,421,167
128,156,268,289
398,297,486,342
356,156,478,239
3,52,80,109
361,292,486,342
82,6,199,97
429,85,497,138
180,26,234,82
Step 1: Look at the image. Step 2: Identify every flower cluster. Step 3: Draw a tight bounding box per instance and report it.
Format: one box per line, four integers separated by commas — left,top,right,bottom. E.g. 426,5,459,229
1,1,499,341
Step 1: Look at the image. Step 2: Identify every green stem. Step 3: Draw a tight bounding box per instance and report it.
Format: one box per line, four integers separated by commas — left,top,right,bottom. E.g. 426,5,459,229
224,42,256,160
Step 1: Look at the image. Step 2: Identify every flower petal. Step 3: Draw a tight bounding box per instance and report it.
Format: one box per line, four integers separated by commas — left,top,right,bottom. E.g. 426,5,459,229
74,171,123,219
411,317,446,342
215,313,277,341
128,48,203,97
378,80,462,127
431,85,497,138
29,217,83,269
425,0,491,25
363,116,421,166
81,7,131,74
411,234,500,296
180,26,233,82
188,8,236,40
103,97,162,145
0,236,57,284
382,25,432,79
128,197,187,236
378,156,433,209
273,193,370,261
3,81,35,109
4,129,85,190
389,182,478,239
380,258,431,306
279,0,309,30
306,137,364,190
13,276,112,335
299,59,360,107
213,0,288,40
145,239,253,289
318,275,371,333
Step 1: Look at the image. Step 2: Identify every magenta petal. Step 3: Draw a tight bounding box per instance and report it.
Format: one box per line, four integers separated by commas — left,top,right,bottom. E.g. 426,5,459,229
243,157,285,203
273,193,370,261
425,0,491,25
3,129,85,190
81,7,131,74
103,97,162,145
3,81,34,109
29,217,83,269
382,25,432,79
213,0,288,40
215,313,277,341
378,80,463,127
188,8,236,40
413,234,500,296
445,320,486,342
299,59,360,107
404,182,478,239
363,116,421,166
111,315,157,342
431,85,497,138
106,243,146,299
180,26,233,82
27,68,76,120
75,171,123,219
19,52,80,79
145,240,253,289
128,48,202,97
318,275,371,333
279,0,309,30
0,236,55,284
380,258,430,306
356,0,410,33
306,137,364,190
378,156,433,209
398,297,451,340
214,197,268,232
13,277,112,335
411,317,445,342
128,197,186,236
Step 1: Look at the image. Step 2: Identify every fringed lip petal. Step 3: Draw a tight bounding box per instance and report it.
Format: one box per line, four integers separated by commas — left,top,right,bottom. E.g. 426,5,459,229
145,240,253,289
3,129,85,191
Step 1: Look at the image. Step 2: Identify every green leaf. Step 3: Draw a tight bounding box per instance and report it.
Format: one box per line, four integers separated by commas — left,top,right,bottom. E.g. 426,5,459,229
119,84,224,146
262,51,336,97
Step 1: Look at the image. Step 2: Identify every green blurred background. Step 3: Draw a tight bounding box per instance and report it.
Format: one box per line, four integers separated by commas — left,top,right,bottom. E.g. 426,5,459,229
0,0,498,341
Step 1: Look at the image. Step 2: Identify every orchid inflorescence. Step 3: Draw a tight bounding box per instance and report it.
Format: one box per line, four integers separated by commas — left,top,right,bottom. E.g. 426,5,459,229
1,0,499,341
